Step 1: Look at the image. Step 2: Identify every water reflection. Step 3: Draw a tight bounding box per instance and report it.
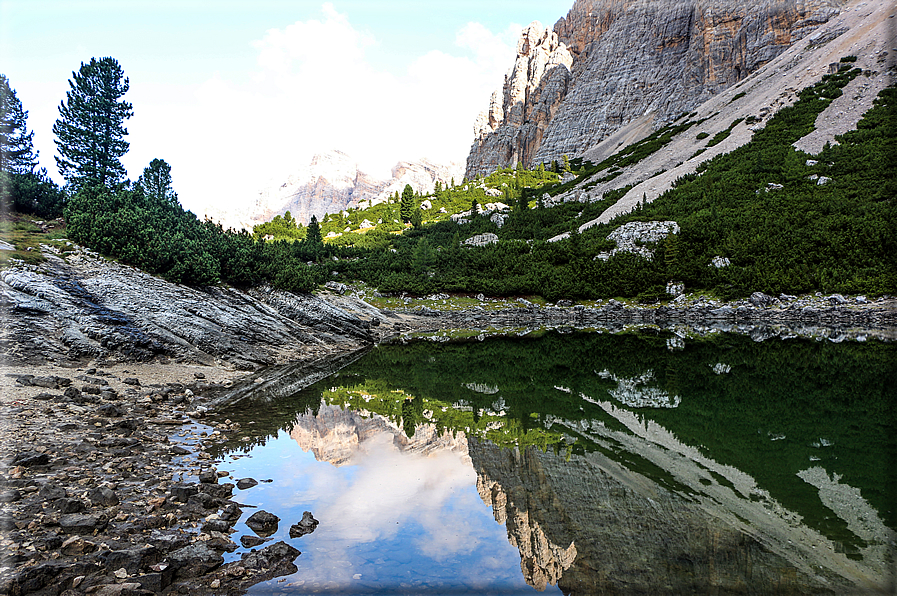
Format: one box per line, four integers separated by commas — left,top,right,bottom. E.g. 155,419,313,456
220,404,557,594
475,398,892,594
210,330,896,594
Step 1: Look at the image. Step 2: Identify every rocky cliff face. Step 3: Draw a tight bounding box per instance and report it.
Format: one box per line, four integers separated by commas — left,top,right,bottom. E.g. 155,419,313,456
465,0,845,178
467,23,574,176
251,151,374,226
0,248,373,370
241,151,463,227
354,159,464,210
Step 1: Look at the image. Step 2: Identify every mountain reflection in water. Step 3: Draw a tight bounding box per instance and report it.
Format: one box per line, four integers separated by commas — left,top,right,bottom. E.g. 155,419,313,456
210,330,895,595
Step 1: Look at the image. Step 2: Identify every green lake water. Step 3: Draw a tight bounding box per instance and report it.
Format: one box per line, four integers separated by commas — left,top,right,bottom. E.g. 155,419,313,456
207,330,896,595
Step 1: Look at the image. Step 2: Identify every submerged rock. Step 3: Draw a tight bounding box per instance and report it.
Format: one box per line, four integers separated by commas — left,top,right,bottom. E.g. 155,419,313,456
237,477,258,490
239,541,301,571
240,535,266,548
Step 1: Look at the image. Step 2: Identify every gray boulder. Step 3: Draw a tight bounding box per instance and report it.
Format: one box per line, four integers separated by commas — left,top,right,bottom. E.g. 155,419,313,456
168,543,224,578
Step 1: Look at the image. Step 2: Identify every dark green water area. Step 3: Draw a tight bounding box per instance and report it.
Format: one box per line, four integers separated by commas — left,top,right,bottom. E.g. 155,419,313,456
208,330,896,595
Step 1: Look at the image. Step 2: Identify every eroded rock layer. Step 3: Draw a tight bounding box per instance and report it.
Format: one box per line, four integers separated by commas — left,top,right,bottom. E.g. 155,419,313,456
465,0,845,178
0,250,372,369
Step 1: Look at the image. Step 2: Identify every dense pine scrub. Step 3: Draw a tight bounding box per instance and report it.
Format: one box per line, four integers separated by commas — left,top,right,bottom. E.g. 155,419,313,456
327,68,894,300
604,68,896,298
63,182,332,291
54,57,895,301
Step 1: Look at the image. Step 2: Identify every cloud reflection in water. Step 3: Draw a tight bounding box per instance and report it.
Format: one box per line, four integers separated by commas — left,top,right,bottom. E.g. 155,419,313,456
222,405,556,594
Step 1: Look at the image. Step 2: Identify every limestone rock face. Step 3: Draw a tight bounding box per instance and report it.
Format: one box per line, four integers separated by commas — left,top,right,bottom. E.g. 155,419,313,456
252,150,375,225
355,159,464,210
465,0,844,178
0,252,371,369
467,22,574,178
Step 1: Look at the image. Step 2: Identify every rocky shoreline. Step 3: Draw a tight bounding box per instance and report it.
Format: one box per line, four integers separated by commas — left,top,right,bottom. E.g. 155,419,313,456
382,290,897,344
0,361,329,595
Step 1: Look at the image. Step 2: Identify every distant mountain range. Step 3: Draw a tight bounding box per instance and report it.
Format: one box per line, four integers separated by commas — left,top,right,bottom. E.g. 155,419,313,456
204,150,463,229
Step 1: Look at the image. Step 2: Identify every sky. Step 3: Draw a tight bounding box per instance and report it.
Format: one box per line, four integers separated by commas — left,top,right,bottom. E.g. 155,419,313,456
0,0,572,215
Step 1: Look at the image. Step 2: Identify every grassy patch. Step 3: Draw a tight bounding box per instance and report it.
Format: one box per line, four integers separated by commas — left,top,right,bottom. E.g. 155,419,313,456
0,215,69,268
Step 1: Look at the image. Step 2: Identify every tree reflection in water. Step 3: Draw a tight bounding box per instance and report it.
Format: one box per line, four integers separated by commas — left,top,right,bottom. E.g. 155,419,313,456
210,330,896,594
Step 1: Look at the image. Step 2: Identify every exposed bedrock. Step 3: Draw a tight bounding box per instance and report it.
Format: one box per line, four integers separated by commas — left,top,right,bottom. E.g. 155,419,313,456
0,251,372,369
465,0,845,178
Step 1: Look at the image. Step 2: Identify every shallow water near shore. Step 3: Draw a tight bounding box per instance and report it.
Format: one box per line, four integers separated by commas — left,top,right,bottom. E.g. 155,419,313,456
207,330,896,595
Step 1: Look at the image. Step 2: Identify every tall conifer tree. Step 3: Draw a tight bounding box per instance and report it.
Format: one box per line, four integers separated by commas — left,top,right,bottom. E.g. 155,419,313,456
53,57,133,190
0,74,38,173
137,158,178,206
400,184,414,222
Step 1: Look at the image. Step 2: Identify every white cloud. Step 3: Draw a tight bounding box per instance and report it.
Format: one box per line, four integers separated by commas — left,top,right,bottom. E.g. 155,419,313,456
253,3,375,77
165,4,520,215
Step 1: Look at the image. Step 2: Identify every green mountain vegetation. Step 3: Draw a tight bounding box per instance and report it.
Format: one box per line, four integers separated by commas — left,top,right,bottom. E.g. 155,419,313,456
250,63,897,300
3,57,894,301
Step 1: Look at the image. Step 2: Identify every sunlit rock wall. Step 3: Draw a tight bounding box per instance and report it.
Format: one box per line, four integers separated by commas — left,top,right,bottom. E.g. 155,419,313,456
465,0,845,178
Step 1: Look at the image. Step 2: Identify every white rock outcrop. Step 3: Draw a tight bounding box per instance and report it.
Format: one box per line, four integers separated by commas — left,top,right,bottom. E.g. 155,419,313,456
463,233,499,247
595,221,679,261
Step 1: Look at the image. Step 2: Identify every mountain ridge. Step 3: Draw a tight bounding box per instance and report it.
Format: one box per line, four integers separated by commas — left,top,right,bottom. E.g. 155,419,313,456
203,151,463,230
465,0,852,179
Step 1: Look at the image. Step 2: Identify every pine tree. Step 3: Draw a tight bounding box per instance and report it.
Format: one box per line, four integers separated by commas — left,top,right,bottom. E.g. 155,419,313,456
53,57,133,190
0,74,38,173
562,154,571,172
410,208,422,229
400,184,414,222
137,158,177,207
304,215,323,256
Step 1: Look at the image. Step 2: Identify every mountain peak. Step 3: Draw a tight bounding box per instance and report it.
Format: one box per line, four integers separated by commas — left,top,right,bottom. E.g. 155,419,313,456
466,0,849,179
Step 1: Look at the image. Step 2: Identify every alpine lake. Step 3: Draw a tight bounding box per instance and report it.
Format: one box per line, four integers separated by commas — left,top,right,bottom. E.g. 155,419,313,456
197,327,895,595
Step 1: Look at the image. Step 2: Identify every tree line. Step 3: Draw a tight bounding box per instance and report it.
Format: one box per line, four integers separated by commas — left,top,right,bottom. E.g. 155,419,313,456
0,58,330,290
